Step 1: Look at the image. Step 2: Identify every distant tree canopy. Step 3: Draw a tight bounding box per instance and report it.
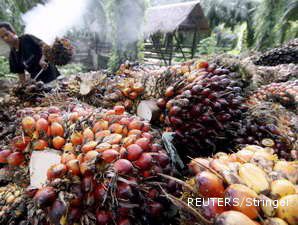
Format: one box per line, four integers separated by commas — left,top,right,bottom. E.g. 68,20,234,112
0,0,43,33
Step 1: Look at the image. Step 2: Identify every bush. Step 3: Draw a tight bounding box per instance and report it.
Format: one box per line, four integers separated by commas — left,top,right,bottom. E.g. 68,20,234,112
58,63,86,76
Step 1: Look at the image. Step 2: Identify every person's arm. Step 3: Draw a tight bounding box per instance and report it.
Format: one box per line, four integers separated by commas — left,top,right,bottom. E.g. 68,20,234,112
18,73,26,84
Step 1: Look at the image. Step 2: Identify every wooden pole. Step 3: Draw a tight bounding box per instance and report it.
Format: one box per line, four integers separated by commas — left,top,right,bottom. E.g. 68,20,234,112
191,30,198,59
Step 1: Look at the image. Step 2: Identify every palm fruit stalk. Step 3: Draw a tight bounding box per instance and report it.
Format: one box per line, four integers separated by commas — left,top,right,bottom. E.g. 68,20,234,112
0,103,177,225
254,38,298,66
157,61,247,158
164,145,298,225
43,38,74,66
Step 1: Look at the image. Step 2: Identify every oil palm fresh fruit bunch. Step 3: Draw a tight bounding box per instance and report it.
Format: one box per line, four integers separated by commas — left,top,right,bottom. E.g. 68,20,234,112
13,79,51,104
0,104,175,225
164,145,298,225
254,38,298,66
248,80,298,111
0,183,31,225
43,38,74,66
157,62,246,158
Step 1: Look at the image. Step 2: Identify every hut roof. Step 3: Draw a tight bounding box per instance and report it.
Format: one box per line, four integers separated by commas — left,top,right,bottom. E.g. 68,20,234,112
143,1,210,36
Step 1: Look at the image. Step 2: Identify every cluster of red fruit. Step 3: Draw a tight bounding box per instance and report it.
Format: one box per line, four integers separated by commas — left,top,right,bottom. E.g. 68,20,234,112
0,104,173,225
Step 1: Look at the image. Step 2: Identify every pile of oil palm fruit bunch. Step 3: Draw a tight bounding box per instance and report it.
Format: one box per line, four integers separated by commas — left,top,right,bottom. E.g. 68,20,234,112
0,103,178,225
254,38,298,66
169,144,298,225
0,54,297,225
43,38,74,66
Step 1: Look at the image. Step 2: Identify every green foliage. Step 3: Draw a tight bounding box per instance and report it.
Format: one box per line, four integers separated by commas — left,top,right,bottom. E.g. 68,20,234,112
58,63,86,76
0,56,16,78
0,0,42,33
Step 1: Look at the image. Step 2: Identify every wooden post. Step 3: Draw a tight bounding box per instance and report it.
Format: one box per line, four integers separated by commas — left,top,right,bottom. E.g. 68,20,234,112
191,30,198,59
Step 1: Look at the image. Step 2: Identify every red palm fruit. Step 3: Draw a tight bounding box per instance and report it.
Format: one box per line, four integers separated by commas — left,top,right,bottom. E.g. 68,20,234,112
79,162,92,176
142,122,150,132
117,182,133,199
48,106,60,114
128,120,143,130
102,149,119,163
105,109,116,116
52,136,65,150
109,123,123,134
61,152,76,164
122,136,137,148
96,143,112,152
70,132,83,145
36,118,49,134
66,159,80,176
118,219,131,225
34,186,57,208
12,136,31,151
82,141,97,153
94,184,106,202
70,184,83,207
135,153,153,170
196,171,225,198
22,116,36,134
165,86,175,97
127,144,143,161
151,143,162,152
201,198,227,220
69,112,80,122
103,134,122,145
32,139,48,150
83,127,94,141
128,129,142,137
63,143,74,152
225,184,259,219
170,116,183,126
48,200,67,225
50,122,64,137
114,105,125,115
119,117,131,126
135,138,150,151
33,114,41,121
96,210,111,225
84,150,99,162
93,120,109,133
25,186,38,198
67,207,81,224
156,152,170,167
143,170,152,178
0,150,12,163
114,159,133,175
82,175,95,192
157,98,166,109
197,61,209,69
48,113,62,123
188,158,210,174
47,163,67,180
95,130,111,140
147,202,163,217
142,132,153,141
169,106,182,116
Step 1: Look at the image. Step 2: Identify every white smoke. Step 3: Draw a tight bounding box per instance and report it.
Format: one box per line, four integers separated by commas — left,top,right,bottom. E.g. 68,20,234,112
22,0,91,44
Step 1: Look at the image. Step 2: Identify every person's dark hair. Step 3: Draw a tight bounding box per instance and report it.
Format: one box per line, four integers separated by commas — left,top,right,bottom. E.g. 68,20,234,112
0,22,16,34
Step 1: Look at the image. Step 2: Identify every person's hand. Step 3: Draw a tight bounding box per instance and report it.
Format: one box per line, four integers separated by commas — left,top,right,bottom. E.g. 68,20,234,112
39,60,48,69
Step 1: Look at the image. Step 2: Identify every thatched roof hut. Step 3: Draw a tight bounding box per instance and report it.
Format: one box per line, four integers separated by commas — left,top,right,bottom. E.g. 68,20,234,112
143,1,210,36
